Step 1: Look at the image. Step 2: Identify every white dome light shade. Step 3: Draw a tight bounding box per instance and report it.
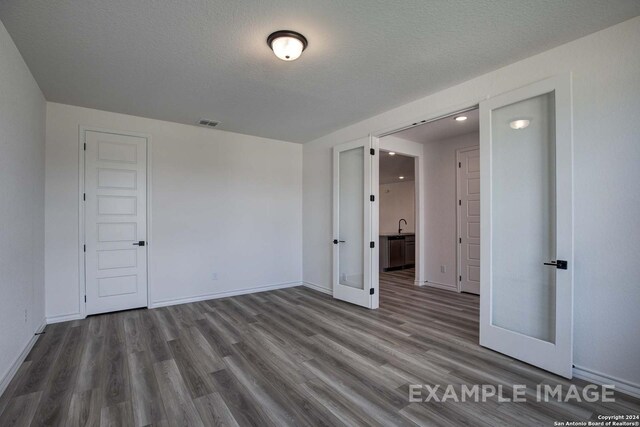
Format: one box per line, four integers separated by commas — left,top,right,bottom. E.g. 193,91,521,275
271,37,303,61
267,31,308,61
510,119,531,130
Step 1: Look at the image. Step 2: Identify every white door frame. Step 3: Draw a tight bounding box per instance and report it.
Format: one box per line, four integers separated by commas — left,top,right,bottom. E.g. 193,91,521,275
378,137,425,286
456,145,480,293
374,106,478,289
345,104,481,306
78,126,152,318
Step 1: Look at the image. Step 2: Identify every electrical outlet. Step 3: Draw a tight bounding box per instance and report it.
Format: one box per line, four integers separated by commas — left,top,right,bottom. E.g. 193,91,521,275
440,265,446,273
212,273,218,280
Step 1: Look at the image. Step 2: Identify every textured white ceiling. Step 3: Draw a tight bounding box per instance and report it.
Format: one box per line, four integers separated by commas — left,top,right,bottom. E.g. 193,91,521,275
1,1,638,143
394,109,479,143
380,151,415,185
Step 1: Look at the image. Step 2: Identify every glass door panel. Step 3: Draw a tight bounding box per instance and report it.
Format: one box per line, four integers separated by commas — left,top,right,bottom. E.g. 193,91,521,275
491,92,556,343
338,146,365,289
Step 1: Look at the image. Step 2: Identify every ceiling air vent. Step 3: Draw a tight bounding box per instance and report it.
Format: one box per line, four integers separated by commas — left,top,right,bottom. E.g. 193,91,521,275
196,118,220,128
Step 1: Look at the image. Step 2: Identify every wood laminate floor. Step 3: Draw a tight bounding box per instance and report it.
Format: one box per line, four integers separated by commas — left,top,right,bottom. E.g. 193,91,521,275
1,269,638,426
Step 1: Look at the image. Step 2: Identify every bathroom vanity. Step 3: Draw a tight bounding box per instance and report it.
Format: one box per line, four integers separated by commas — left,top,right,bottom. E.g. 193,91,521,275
379,234,415,272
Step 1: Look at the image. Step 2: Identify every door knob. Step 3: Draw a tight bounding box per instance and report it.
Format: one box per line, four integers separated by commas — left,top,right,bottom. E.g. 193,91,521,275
133,241,146,246
332,239,346,244
543,260,567,270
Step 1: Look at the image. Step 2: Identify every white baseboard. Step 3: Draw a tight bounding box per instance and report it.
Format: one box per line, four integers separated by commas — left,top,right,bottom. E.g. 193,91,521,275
46,312,85,324
0,320,46,398
424,281,457,291
302,281,332,295
149,281,302,308
573,365,640,399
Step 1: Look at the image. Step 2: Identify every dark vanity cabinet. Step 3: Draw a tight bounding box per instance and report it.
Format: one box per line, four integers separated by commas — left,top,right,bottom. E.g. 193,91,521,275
379,234,415,271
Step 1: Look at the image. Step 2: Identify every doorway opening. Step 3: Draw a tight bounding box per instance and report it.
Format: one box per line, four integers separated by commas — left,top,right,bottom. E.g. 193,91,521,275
378,107,480,298
378,151,416,277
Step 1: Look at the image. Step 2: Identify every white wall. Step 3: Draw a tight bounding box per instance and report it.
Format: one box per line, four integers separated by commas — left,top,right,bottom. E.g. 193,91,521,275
0,21,46,393
303,17,640,388
423,132,478,289
379,181,415,235
45,103,302,321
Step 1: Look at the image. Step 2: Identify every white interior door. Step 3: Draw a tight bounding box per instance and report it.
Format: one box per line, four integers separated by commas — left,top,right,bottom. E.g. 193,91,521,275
84,130,148,315
332,136,379,309
480,75,574,378
457,146,480,295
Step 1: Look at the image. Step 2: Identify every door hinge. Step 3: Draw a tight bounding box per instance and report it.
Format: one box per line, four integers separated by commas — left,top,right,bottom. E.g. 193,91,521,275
83,244,86,252
459,275,462,282
83,193,86,201
370,148,375,155
84,295,86,303
370,194,375,202
459,237,462,244
369,288,375,295
370,241,375,248
459,162,461,168
84,142,86,151
459,200,462,206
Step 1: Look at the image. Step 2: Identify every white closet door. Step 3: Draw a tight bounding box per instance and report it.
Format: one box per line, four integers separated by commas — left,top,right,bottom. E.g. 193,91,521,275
84,130,148,315
457,146,480,295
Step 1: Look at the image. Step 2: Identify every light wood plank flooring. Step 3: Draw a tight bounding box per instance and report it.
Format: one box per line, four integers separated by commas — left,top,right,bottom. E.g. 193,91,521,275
1,269,638,426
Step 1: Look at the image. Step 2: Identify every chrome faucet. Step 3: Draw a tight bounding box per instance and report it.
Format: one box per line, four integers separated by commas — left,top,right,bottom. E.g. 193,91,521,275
398,218,407,235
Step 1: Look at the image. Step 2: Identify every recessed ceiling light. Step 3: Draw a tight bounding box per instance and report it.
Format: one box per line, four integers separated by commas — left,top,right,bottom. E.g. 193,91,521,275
399,176,405,180
454,116,468,122
267,30,308,61
510,119,531,130
388,152,396,156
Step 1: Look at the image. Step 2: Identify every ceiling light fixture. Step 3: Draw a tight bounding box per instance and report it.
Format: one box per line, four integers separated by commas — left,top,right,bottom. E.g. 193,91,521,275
399,176,405,180
388,152,396,156
267,30,308,61
454,116,468,122
510,119,531,130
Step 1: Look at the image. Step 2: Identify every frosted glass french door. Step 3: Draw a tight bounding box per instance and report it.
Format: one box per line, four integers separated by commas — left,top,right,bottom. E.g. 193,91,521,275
479,75,574,378
332,136,378,309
